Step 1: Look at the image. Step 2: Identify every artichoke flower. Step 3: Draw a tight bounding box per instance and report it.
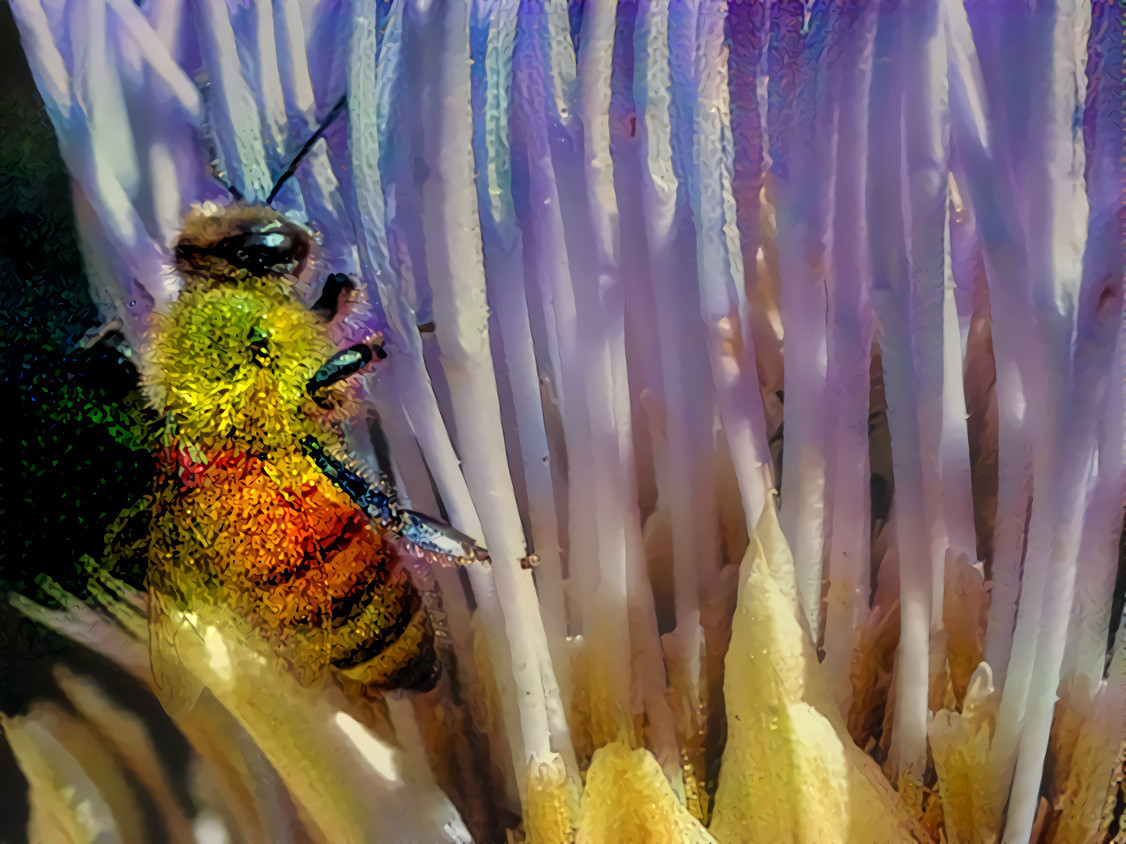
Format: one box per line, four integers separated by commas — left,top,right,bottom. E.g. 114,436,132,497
4,0,1123,842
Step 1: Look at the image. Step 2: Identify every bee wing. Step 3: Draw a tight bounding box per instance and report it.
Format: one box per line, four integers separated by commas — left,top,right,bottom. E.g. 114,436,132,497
100,495,157,590
146,589,205,717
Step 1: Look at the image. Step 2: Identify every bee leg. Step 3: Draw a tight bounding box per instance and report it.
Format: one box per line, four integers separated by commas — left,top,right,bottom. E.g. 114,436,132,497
394,510,491,566
311,272,356,321
300,436,489,565
365,409,399,505
306,339,387,408
362,414,489,566
301,435,397,524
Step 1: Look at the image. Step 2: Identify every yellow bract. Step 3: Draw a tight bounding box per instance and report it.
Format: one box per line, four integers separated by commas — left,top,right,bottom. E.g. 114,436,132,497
519,502,925,843
574,742,715,844
709,503,923,843
525,754,580,844
929,664,1002,843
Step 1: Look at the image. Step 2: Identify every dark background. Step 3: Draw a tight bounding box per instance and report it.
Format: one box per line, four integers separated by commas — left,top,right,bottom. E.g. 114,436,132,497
0,6,153,603
0,4,160,839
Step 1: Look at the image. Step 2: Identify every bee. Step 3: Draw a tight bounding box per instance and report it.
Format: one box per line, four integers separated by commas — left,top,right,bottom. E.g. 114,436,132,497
115,106,488,701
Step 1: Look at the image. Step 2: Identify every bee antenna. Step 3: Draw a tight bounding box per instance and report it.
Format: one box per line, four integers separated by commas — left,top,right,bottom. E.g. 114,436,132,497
267,92,349,205
207,163,245,202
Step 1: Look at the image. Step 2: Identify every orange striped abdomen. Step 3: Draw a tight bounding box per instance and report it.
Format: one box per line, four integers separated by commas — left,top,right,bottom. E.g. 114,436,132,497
164,449,412,633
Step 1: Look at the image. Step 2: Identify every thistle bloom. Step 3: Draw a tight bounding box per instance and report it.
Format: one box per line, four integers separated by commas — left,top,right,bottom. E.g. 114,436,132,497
6,1,1124,842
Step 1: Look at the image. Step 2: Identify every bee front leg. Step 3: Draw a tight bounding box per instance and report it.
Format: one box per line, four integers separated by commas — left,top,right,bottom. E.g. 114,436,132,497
300,436,490,565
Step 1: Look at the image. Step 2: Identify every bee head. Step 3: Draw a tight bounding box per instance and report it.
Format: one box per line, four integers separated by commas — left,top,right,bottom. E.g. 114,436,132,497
174,203,315,284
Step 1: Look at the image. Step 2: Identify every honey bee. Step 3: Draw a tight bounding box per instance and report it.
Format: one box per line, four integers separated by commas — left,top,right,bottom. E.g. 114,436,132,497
115,113,488,701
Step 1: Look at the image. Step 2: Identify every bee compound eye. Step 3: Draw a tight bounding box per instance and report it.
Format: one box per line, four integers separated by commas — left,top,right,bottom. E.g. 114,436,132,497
255,232,291,250
211,229,306,275
236,232,292,272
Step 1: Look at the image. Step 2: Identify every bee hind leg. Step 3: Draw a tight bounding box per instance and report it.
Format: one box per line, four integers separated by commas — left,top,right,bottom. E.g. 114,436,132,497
395,510,490,566
300,436,489,566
